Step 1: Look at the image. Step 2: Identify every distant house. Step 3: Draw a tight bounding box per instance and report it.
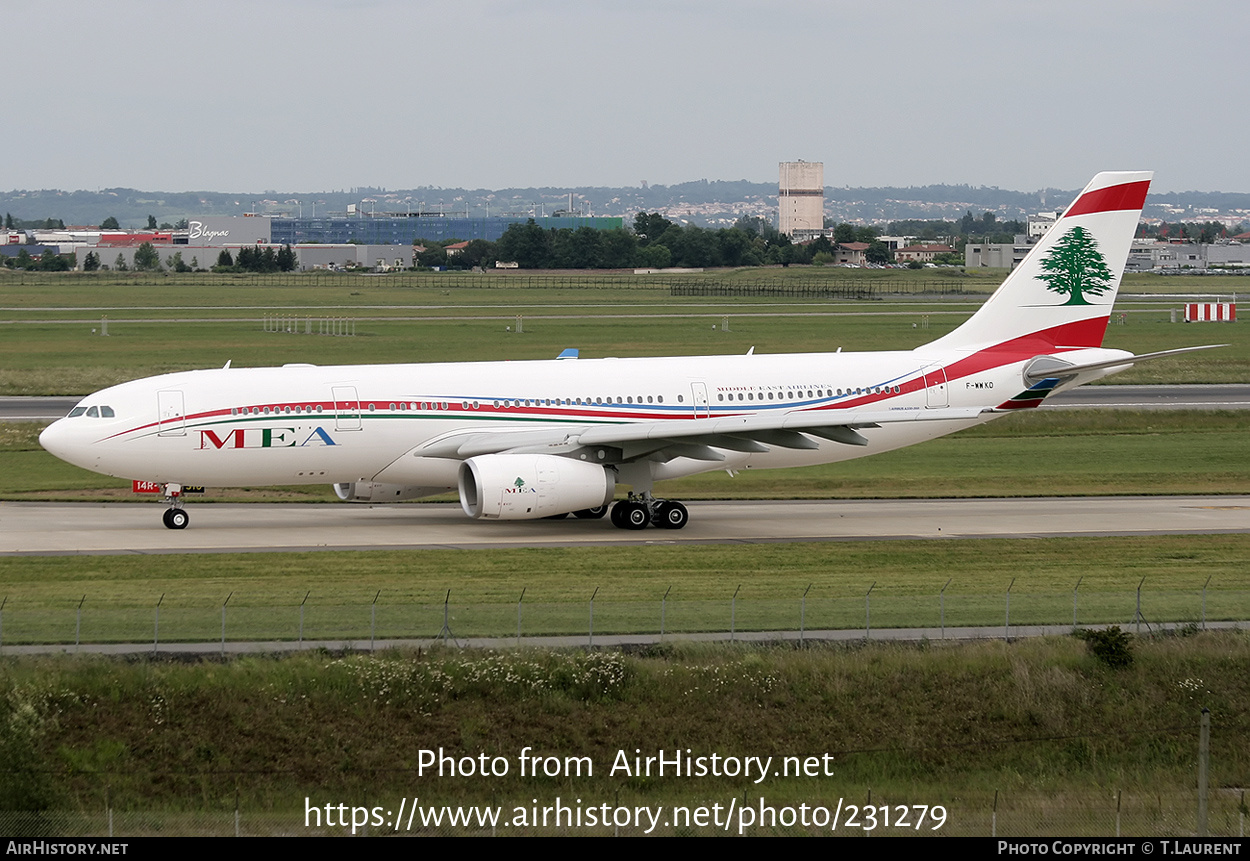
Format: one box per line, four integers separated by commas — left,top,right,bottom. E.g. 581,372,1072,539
895,244,954,263
834,242,869,266
445,241,470,256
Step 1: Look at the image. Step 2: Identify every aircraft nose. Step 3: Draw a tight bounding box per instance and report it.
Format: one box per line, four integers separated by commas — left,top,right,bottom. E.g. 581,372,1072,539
39,419,79,463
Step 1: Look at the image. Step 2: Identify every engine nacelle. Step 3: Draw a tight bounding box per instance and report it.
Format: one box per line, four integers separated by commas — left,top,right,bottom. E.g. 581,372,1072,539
333,481,448,502
458,454,615,520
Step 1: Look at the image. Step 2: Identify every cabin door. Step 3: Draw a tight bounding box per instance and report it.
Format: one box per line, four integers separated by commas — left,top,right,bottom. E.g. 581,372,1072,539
157,390,185,436
332,385,361,431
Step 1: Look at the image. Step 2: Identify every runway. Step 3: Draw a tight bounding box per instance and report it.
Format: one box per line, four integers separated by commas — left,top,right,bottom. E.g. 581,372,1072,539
2,496,1247,556
3,385,1248,421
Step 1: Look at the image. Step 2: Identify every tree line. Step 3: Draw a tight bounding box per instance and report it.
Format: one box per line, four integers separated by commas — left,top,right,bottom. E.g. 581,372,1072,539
415,213,899,271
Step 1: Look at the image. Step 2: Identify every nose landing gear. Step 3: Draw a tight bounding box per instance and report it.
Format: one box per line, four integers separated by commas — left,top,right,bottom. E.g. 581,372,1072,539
161,483,189,529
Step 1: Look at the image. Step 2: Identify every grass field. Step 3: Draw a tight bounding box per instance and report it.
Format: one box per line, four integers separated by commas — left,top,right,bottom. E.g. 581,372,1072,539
0,534,1245,644
2,633,1247,835
1,270,1246,394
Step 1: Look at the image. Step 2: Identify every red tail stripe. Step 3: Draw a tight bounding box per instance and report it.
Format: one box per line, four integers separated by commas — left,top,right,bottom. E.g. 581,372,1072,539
1064,180,1150,218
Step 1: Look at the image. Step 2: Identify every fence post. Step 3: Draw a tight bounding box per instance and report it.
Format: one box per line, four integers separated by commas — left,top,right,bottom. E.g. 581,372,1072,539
438,590,454,642
370,590,380,652
76,594,85,651
731,584,741,641
221,591,233,656
299,591,310,648
800,584,812,645
1202,575,1211,630
1,596,6,653
1005,578,1015,642
940,578,951,639
1136,577,1145,634
517,588,525,645
865,582,875,640
661,585,671,640
589,587,598,648
1199,708,1210,836
154,593,163,653
1073,576,1083,630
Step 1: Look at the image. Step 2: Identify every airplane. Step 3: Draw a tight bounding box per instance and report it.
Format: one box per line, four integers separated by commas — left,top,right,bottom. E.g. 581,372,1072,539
39,171,1219,531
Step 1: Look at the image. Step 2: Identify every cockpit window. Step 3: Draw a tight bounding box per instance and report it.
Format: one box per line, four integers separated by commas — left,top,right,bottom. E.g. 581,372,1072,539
69,405,115,418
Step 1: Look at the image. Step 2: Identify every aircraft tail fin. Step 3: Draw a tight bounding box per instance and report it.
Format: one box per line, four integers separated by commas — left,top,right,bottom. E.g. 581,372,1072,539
926,171,1152,354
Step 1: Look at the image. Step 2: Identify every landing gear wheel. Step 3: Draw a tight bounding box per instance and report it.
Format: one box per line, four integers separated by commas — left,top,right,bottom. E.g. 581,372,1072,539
610,502,627,528
163,508,189,530
612,501,650,530
573,504,609,520
654,501,688,530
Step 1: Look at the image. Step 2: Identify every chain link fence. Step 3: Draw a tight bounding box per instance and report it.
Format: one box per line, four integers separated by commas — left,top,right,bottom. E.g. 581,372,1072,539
0,584,1244,651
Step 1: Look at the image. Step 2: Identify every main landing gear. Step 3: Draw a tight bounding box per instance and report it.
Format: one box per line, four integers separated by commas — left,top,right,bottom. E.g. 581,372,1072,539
161,483,189,530
609,494,688,531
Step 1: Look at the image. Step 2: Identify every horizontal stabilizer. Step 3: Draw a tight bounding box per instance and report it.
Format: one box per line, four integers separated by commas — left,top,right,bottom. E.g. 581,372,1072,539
1022,344,1224,386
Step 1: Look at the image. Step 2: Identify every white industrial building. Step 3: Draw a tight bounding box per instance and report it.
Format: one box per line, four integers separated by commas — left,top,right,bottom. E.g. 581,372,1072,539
779,161,824,236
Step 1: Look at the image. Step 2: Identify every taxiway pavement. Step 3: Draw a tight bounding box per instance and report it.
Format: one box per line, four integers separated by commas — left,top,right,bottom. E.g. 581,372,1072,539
2,496,1247,556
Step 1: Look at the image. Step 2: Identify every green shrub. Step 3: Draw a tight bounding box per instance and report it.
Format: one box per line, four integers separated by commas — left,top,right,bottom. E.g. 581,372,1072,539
1080,626,1134,669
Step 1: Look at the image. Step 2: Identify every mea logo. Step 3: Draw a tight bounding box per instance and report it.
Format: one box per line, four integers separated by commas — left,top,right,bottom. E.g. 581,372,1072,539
1037,226,1115,306
198,427,337,450
505,476,536,494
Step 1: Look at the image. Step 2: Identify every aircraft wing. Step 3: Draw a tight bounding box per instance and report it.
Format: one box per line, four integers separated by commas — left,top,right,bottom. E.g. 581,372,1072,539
416,406,987,463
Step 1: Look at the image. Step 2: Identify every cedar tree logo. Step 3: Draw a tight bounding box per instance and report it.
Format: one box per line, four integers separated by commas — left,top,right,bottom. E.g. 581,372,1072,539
1038,226,1115,306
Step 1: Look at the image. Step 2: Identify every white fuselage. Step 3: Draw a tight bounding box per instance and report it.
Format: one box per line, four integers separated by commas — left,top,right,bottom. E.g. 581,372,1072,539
36,344,1119,492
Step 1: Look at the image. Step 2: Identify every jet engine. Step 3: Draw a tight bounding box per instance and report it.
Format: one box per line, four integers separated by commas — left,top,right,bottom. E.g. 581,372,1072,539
458,454,615,520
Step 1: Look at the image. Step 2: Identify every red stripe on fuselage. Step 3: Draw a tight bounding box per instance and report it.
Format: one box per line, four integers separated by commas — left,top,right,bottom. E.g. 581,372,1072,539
1064,180,1150,218
940,318,1106,385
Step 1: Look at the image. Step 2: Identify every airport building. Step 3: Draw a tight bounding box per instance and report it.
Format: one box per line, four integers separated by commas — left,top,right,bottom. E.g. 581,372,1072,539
21,213,625,271
1125,240,1250,271
270,214,622,245
779,161,824,236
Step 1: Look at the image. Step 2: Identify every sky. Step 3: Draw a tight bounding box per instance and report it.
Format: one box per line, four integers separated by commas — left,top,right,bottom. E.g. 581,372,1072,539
14,0,1249,195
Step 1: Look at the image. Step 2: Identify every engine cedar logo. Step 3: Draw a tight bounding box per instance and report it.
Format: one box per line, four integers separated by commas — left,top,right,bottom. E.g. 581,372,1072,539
198,427,337,449
505,476,536,494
